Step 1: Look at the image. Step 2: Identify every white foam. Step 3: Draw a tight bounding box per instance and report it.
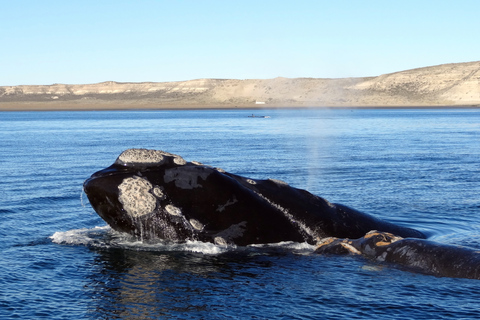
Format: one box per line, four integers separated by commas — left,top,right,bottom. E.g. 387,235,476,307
249,241,317,254
50,226,112,246
50,227,316,254
50,226,235,254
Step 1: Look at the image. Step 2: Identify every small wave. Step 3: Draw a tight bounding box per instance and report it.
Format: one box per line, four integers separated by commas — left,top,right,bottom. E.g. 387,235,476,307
248,241,317,255
50,226,316,255
50,226,231,254
50,226,112,247
386,215,480,247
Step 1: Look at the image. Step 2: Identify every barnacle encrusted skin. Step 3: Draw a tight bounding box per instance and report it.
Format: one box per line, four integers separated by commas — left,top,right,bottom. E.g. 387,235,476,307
118,176,156,217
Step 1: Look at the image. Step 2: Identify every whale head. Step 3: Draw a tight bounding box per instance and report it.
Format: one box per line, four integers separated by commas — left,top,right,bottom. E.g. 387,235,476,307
83,149,197,241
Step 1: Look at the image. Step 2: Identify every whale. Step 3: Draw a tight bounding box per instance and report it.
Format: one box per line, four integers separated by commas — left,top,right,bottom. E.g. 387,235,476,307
83,149,480,279
83,148,424,245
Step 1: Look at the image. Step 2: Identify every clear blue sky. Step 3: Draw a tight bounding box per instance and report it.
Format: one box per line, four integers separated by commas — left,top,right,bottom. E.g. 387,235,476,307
1,0,479,86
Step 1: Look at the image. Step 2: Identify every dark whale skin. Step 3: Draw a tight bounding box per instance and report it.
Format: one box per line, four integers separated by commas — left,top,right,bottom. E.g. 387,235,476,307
83,149,425,246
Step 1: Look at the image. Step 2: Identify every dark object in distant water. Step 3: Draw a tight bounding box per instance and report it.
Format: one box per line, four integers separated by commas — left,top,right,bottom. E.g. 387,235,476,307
83,148,480,280
248,114,270,118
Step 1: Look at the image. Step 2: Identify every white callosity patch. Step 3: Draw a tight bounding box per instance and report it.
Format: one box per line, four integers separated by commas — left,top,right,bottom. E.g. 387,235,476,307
117,149,167,165
116,148,186,166
340,241,362,255
152,186,166,200
173,156,187,165
164,166,211,189
374,231,402,244
317,237,337,247
165,204,182,216
215,221,247,242
216,196,238,212
189,219,204,231
246,179,256,185
214,236,228,246
118,176,157,217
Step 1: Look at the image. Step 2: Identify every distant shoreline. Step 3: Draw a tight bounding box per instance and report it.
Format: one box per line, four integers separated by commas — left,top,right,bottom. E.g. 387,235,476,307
3,61,480,110
1,102,479,112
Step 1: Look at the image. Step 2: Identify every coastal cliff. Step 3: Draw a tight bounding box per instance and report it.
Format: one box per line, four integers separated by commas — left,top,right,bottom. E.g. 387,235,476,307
1,61,479,110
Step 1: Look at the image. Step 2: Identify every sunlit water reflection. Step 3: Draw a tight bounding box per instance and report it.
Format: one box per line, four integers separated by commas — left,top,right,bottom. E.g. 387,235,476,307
1,108,480,319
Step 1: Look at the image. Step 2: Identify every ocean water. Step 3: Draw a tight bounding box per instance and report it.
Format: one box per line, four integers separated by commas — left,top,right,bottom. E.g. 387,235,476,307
1,108,480,319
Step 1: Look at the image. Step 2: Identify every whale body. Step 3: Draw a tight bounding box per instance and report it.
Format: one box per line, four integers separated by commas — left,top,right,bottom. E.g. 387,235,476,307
83,149,480,279
83,149,425,246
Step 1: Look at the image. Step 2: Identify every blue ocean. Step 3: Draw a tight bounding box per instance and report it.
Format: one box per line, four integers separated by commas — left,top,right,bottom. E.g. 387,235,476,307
1,108,480,319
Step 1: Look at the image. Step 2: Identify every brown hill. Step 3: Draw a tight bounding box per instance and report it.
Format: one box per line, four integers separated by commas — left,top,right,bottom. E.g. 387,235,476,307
1,61,479,110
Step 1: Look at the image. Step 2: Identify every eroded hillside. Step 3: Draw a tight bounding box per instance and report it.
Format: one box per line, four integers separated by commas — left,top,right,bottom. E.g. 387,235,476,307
1,61,479,110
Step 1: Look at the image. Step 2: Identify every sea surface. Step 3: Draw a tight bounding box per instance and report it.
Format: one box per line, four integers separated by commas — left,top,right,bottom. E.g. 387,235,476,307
1,108,480,319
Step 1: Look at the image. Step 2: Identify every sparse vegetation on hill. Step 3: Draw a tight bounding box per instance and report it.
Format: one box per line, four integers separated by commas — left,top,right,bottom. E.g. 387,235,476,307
1,61,479,110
